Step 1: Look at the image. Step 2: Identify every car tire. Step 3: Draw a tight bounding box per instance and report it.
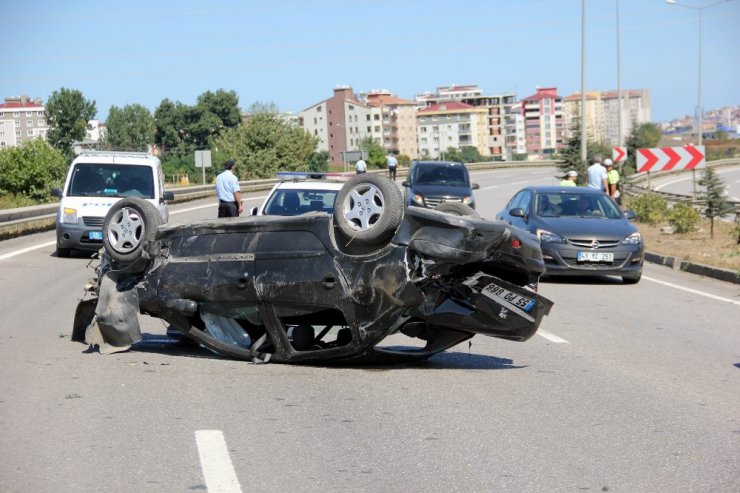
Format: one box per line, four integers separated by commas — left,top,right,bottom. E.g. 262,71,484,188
434,202,480,218
334,173,403,246
56,247,71,258
102,198,161,264
622,274,641,284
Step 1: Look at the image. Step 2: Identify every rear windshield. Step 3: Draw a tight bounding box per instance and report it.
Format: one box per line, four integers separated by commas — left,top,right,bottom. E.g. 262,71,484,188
67,163,154,199
263,189,338,216
414,165,469,186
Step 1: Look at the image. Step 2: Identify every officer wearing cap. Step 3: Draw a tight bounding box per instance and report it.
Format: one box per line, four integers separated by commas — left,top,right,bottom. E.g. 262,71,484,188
605,159,620,201
216,159,243,217
560,170,578,186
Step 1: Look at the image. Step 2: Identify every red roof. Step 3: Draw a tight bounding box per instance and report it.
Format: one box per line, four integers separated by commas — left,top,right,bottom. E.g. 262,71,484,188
0,101,44,109
366,94,415,106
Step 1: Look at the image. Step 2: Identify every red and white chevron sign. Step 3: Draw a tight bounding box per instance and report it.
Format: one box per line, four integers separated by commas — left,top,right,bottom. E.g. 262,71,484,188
636,145,705,173
613,146,627,162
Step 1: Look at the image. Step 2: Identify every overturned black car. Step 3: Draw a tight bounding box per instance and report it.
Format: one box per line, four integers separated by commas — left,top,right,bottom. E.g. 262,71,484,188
73,174,553,364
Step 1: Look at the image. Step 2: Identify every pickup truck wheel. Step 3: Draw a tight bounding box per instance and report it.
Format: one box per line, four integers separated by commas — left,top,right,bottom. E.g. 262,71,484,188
103,198,160,264
334,174,403,246
434,202,479,218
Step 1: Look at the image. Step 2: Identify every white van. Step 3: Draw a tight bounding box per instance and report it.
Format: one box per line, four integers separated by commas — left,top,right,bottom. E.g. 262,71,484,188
51,151,174,257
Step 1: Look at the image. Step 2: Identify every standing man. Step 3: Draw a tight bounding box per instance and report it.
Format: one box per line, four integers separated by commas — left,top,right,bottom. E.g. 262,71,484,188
386,153,398,181
560,170,578,186
605,159,620,202
587,155,608,193
355,157,367,174
216,159,243,218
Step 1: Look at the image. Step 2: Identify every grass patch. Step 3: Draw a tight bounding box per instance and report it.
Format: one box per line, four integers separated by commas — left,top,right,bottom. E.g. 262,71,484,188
638,218,740,272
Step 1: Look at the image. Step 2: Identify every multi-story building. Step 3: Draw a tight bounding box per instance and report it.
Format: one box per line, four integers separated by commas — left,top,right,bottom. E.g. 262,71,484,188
416,102,488,159
522,87,565,157
364,90,418,158
0,95,48,148
563,89,651,147
415,85,518,159
299,86,372,167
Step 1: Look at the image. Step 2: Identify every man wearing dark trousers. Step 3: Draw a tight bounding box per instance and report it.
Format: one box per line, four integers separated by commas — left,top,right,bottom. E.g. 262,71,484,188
215,159,243,217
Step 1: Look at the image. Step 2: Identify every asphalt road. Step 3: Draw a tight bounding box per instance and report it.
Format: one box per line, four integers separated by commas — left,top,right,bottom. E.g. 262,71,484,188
650,165,740,202
1,167,738,493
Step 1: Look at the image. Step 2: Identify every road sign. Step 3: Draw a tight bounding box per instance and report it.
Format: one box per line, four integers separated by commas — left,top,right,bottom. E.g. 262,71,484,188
195,150,212,168
636,145,705,173
613,146,627,163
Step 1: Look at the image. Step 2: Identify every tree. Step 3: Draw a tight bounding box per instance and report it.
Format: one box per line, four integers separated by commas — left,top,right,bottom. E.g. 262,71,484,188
213,113,318,179
359,138,386,169
246,101,280,115
104,104,155,151
45,88,97,160
308,150,330,172
0,139,67,201
697,166,734,238
625,122,661,174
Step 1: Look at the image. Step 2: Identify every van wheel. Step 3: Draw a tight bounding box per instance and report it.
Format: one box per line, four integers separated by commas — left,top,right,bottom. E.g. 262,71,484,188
103,198,161,264
434,202,479,218
56,247,71,258
334,174,403,246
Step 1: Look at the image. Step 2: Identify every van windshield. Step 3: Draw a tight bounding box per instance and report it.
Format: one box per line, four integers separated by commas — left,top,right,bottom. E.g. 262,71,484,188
415,165,468,186
68,163,154,199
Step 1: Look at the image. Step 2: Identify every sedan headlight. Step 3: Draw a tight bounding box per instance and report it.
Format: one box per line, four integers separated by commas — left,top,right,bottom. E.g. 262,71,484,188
536,229,567,243
412,194,425,206
622,232,642,245
61,207,79,224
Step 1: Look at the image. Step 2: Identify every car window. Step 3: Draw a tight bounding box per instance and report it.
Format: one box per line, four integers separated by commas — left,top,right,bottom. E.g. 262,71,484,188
263,188,339,216
68,163,154,198
509,190,531,211
415,165,468,186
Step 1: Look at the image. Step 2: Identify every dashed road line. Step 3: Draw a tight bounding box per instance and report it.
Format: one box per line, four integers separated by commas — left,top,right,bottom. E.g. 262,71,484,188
0,240,56,261
643,275,740,306
537,329,569,343
195,430,243,493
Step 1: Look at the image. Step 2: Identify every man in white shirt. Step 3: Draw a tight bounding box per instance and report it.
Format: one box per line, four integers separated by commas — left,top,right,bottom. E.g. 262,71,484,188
386,153,398,180
355,158,367,174
215,159,243,217
586,156,608,192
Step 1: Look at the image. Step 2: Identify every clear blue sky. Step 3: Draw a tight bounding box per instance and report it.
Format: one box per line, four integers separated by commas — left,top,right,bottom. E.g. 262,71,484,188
1,0,738,123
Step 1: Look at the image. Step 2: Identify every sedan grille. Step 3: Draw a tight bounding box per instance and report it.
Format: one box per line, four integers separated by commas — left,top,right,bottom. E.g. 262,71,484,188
424,196,463,208
568,239,620,249
82,216,104,227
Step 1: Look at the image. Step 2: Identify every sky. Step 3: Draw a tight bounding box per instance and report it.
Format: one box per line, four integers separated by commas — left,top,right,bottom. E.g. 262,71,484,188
1,0,738,123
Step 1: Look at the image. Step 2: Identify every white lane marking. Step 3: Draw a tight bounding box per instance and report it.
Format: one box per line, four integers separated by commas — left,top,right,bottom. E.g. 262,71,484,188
172,194,267,215
644,275,740,306
195,430,243,493
0,240,56,261
537,329,569,344
654,176,691,191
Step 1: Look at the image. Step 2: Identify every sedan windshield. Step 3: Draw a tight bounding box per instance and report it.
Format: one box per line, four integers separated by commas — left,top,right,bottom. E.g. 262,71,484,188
535,193,622,219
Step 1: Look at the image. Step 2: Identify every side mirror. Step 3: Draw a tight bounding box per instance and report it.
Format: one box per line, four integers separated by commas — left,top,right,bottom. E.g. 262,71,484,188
50,188,62,198
401,181,410,187
162,191,175,202
510,207,527,219
623,210,636,220
250,206,259,216
471,183,480,190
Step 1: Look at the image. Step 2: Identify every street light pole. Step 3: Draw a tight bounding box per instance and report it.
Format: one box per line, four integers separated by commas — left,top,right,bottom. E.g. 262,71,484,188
666,0,734,146
580,0,587,164
616,0,623,149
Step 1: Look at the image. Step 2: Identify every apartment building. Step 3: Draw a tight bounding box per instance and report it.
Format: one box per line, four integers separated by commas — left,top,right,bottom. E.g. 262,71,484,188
416,102,488,159
522,87,565,157
416,85,518,159
299,86,372,167
0,95,48,148
364,90,418,158
563,89,651,146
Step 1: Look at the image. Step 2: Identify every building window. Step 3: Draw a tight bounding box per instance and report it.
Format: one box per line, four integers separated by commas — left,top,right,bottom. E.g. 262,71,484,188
13,112,20,117
374,114,380,120
16,131,21,136
366,115,371,121
28,130,34,136
38,120,45,126
26,111,33,117
348,105,354,111
15,121,20,127
37,111,44,116
27,120,33,126
316,106,322,112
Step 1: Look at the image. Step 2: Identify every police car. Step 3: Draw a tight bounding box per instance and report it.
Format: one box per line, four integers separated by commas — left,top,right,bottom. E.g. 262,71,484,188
250,172,353,216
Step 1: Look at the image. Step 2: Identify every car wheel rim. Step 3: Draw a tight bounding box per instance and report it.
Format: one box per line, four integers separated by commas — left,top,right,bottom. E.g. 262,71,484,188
108,207,144,253
342,183,384,232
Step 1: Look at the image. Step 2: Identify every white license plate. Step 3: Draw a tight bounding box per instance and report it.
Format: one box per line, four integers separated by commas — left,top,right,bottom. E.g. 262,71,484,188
89,231,103,240
481,283,536,312
577,251,613,262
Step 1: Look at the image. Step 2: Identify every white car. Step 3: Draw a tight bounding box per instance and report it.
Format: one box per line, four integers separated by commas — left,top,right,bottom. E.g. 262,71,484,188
251,172,350,216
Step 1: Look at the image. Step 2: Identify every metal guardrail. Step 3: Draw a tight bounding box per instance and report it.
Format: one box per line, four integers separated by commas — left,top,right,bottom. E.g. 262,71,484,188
0,160,558,240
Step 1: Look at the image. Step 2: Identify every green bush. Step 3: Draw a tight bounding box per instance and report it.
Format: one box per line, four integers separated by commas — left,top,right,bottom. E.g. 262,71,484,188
668,203,701,233
630,193,669,225
0,139,68,201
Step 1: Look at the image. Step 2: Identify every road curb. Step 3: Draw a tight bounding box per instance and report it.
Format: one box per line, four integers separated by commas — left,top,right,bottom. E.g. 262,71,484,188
644,252,740,285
